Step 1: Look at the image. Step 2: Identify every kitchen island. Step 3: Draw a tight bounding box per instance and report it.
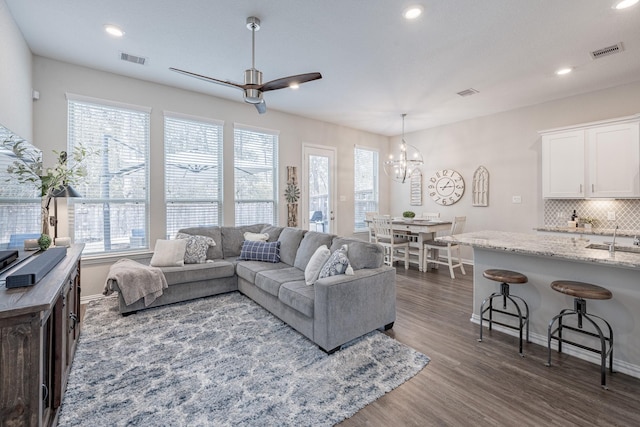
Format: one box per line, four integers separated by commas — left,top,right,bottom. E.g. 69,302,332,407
439,231,640,379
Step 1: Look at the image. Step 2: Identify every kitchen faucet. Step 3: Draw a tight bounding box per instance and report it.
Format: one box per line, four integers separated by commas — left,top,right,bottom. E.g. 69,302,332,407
609,225,619,253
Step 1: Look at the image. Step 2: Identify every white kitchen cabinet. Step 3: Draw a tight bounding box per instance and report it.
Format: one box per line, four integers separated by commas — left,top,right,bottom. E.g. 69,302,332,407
588,123,640,198
540,114,640,199
541,130,585,198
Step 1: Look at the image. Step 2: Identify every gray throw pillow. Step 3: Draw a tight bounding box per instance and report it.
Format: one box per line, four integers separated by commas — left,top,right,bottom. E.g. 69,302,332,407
175,233,216,264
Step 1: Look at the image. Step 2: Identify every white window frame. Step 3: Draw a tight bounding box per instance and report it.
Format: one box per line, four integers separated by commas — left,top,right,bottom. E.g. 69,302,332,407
67,93,151,255
354,145,379,232
233,123,279,226
164,112,224,238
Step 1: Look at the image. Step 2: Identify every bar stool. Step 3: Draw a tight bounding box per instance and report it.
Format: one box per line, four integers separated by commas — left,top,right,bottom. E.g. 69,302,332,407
478,269,529,356
546,280,614,389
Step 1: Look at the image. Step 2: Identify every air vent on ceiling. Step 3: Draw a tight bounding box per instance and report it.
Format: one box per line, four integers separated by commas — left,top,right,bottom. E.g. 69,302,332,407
456,88,479,97
120,52,147,65
590,43,624,60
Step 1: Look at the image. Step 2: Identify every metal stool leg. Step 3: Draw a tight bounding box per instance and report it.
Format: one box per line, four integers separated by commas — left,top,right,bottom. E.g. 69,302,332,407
546,303,614,389
478,284,529,355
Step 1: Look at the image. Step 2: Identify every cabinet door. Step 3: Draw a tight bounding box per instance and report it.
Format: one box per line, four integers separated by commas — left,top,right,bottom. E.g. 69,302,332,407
587,123,640,198
542,130,585,198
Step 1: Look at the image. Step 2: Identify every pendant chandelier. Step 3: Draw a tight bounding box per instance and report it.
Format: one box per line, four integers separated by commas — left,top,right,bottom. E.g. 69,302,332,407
383,113,424,183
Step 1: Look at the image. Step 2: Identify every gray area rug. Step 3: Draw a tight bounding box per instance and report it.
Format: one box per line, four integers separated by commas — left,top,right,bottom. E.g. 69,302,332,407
58,292,429,426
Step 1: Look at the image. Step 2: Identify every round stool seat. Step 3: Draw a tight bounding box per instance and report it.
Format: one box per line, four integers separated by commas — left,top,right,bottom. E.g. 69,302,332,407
483,269,528,284
550,280,612,300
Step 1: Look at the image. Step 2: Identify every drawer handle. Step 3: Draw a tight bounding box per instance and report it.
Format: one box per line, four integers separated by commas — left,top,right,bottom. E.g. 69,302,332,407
69,313,79,330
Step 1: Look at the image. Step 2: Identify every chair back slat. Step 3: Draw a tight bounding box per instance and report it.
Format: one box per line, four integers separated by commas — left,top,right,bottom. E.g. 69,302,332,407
372,216,393,240
450,216,466,236
422,212,440,220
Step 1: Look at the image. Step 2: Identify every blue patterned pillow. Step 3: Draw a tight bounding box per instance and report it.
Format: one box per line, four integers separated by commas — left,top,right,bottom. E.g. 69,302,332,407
238,240,281,263
318,245,354,279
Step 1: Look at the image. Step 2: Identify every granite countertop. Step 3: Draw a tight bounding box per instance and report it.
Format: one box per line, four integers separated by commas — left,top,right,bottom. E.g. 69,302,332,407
439,230,640,269
535,226,639,238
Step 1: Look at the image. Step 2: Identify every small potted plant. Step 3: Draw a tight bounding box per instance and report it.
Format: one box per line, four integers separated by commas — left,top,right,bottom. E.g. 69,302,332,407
579,217,596,231
402,211,416,222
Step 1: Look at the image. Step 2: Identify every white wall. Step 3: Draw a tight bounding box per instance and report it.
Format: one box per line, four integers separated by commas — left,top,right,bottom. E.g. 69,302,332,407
32,57,390,297
0,0,33,139
389,81,640,248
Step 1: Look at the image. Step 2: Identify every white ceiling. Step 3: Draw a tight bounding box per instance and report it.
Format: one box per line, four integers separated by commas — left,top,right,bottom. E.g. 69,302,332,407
6,0,640,136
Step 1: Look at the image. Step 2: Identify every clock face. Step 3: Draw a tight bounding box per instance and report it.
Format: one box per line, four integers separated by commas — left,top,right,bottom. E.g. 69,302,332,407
428,169,465,205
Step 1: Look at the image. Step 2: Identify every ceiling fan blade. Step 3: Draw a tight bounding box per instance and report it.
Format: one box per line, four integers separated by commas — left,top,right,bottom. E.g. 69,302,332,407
254,100,267,114
169,67,246,90
261,72,322,92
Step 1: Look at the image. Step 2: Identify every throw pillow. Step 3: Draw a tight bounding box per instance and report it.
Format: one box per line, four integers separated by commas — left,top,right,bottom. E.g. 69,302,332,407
244,231,270,241
175,232,216,264
304,245,331,285
150,239,187,267
319,244,354,279
238,240,281,263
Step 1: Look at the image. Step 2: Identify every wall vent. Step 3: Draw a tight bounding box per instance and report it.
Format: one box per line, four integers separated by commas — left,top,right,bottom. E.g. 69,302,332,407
590,43,623,60
456,88,479,97
120,52,147,65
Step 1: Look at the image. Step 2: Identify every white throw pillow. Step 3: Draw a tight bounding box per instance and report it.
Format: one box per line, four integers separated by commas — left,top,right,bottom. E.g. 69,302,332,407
244,232,270,242
305,245,331,285
150,239,187,267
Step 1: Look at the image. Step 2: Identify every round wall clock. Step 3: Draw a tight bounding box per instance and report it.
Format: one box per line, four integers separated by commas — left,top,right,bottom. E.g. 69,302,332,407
427,169,465,205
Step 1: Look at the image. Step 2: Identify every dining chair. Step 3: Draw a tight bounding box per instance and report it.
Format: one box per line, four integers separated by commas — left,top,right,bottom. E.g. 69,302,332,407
373,216,409,269
422,212,440,220
365,211,379,242
422,216,466,278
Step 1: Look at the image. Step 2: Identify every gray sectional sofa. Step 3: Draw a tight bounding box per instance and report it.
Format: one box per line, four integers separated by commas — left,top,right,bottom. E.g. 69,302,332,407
111,224,396,353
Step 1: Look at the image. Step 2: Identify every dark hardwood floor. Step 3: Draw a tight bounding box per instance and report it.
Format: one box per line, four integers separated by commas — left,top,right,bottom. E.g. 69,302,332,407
340,265,640,427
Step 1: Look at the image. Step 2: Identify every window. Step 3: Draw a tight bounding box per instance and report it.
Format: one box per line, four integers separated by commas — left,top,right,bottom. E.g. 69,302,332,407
0,129,40,249
354,147,379,231
67,95,150,255
164,113,223,238
234,124,278,226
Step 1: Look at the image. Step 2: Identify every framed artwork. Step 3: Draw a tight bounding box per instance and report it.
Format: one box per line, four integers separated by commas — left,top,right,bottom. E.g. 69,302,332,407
472,165,489,206
410,169,422,206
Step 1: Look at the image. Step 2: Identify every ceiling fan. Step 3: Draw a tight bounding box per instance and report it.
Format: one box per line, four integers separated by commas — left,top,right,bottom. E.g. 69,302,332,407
170,16,322,114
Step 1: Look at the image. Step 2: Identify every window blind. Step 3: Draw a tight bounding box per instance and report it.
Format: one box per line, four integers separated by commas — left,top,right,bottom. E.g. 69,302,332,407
234,124,279,226
67,97,150,255
354,147,379,231
164,114,223,238
0,137,41,249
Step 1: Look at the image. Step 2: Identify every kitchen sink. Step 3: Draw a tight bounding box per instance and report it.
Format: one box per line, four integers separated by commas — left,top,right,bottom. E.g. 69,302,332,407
586,243,640,254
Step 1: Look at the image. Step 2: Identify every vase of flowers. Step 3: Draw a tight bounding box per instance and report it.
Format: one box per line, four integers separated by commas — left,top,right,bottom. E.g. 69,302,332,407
4,141,90,239
579,217,597,231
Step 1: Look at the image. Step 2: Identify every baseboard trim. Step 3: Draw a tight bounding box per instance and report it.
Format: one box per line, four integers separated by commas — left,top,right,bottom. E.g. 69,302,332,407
81,294,108,304
470,314,640,379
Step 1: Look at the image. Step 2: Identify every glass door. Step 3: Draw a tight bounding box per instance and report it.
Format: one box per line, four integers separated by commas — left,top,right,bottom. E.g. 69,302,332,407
302,144,336,234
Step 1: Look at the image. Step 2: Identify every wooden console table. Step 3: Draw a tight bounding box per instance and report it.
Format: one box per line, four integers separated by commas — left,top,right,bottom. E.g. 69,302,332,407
0,244,84,426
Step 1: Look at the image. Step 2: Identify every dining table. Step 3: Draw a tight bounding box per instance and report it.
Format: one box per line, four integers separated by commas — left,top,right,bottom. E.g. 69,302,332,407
366,218,452,271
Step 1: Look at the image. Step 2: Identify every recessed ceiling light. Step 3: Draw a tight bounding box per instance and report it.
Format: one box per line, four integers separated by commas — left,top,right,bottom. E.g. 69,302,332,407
555,67,573,76
104,24,124,37
403,5,424,20
613,0,639,9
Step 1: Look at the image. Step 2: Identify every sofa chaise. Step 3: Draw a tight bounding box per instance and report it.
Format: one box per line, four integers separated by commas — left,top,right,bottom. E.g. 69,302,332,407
108,224,396,353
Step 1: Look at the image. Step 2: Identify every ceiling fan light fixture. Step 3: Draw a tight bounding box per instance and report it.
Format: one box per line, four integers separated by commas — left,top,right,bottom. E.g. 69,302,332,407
403,5,424,20
289,82,300,90
613,0,639,9
104,24,124,37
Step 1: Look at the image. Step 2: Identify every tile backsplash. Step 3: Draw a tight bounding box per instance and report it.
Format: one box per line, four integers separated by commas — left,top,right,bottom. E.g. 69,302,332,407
544,199,640,230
